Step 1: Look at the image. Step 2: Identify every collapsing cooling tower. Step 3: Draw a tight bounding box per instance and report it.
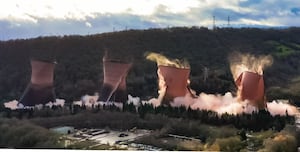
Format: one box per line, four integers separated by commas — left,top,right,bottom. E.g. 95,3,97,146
99,58,132,102
19,59,56,106
158,65,192,104
235,71,266,109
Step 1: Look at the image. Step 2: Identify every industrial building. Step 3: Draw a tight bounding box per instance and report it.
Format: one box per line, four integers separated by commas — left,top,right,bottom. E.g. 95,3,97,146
157,65,193,104
50,126,75,134
235,71,266,109
19,59,57,107
99,55,132,103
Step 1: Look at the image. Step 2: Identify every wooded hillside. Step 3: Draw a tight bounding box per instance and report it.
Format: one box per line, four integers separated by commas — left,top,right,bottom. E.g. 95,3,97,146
1,27,300,104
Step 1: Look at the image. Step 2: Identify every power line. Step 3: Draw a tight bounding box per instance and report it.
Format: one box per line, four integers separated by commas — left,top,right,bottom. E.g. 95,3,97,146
228,16,230,27
213,15,216,30
203,67,209,83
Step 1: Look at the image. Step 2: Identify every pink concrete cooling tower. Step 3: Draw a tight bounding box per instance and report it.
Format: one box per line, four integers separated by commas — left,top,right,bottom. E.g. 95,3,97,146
19,59,56,106
158,65,191,104
99,59,132,102
235,71,266,109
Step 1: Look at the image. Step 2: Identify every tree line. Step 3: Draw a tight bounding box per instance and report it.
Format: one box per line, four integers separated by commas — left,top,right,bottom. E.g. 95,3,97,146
0,101,295,132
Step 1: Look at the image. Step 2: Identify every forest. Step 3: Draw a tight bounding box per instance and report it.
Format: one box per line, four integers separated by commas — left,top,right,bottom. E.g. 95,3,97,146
1,27,300,105
0,103,298,151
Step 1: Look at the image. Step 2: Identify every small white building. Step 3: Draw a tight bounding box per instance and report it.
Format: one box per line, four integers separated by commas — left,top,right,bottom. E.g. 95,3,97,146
50,126,75,134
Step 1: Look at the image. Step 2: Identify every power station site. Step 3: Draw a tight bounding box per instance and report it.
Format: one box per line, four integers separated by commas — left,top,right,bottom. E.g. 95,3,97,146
4,52,298,116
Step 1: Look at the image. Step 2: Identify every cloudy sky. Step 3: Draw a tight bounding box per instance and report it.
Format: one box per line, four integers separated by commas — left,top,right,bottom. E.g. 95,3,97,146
0,0,299,40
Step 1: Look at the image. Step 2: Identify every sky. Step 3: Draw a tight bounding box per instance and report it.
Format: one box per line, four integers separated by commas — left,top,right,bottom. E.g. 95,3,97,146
0,0,299,40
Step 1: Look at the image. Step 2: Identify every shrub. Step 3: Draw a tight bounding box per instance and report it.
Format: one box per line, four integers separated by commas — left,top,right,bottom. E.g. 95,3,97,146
260,134,297,152
214,136,245,152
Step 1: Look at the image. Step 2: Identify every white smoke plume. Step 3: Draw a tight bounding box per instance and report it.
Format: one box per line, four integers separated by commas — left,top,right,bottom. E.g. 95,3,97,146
127,95,141,107
3,99,66,110
81,93,99,107
4,100,19,110
267,101,298,116
72,93,99,107
73,93,124,109
171,92,258,115
35,104,43,110
73,100,83,107
45,99,65,108
144,93,299,116
148,98,161,107
229,52,273,80
146,52,190,68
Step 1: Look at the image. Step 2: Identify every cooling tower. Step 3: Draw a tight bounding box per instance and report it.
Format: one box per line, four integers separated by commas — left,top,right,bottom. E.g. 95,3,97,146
19,59,56,106
99,59,132,102
158,65,191,104
235,71,265,109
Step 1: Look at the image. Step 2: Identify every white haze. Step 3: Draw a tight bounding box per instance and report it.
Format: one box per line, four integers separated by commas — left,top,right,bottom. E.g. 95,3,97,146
3,99,65,110
3,93,298,116
4,100,19,110
81,93,99,106
45,99,65,108
145,92,299,116
73,93,123,109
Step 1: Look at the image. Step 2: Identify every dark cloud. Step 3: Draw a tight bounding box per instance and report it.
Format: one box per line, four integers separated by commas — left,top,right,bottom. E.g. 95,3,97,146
212,8,237,20
291,7,300,15
212,8,259,21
